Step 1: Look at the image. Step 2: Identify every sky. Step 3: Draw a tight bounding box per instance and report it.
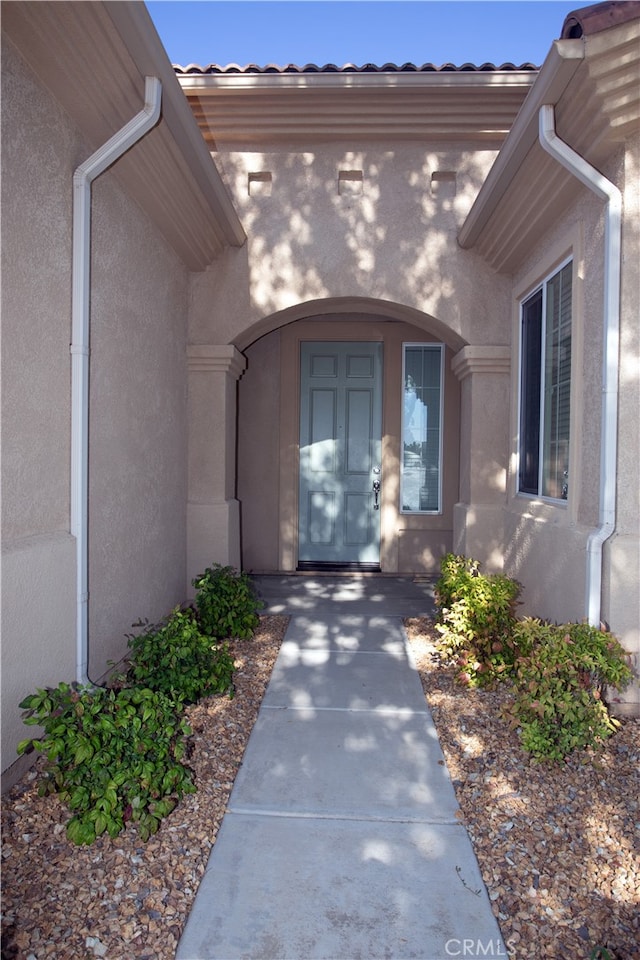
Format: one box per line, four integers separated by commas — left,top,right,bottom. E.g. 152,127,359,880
145,1,586,70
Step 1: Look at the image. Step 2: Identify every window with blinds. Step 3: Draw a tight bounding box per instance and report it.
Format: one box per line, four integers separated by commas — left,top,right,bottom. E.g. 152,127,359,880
401,344,443,513
518,261,572,500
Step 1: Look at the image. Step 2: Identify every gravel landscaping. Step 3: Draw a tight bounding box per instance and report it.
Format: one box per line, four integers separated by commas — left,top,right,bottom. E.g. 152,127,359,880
2,614,638,960
1,617,287,960
406,617,640,960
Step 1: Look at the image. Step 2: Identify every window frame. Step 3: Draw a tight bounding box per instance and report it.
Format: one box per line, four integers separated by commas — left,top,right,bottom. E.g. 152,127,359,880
517,257,573,504
400,342,444,515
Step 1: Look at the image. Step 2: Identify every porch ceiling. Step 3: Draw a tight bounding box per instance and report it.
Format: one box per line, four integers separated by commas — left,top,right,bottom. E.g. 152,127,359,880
176,68,538,147
3,1,245,270
459,16,640,273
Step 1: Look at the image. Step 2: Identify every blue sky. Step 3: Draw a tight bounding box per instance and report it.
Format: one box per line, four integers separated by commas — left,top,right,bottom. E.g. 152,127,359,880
145,1,585,69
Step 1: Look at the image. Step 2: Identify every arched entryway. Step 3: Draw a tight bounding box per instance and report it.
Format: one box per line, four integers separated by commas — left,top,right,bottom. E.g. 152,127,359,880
236,298,465,575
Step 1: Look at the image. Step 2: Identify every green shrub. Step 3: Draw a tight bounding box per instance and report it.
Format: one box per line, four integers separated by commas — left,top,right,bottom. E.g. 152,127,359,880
192,564,262,640
17,683,195,845
434,553,481,611
507,618,632,761
15,586,247,847
433,554,632,761
434,553,521,687
126,606,234,703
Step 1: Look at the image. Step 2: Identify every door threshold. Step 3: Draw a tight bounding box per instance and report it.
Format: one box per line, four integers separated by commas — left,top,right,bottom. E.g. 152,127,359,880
297,562,381,573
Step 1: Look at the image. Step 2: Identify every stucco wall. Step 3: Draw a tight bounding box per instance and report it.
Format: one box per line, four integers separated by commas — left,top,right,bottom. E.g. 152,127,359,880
2,36,79,777
1,35,73,543
503,142,639,713
188,142,511,350
237,331,282,571
1,37,190,777
87,175,189,675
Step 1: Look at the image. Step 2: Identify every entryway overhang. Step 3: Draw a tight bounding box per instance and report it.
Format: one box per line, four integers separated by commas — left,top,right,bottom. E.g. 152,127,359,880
176,62,538,147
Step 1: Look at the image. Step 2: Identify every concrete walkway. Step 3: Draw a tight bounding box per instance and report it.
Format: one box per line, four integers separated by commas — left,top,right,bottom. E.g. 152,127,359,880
176,576,506,960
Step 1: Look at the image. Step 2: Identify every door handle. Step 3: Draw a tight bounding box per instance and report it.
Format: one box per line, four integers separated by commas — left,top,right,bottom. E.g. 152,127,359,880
372,467,381,510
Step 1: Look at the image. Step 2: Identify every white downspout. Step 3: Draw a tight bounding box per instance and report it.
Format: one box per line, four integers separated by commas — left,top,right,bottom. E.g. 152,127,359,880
538,103,622,628
71,77,162,686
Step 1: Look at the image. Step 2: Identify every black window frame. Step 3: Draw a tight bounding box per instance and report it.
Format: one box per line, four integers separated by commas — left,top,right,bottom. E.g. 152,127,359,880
518,260,572,501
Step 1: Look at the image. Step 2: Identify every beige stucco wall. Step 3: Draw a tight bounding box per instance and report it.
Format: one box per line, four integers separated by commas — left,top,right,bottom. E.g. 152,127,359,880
1,35,73,543
189,142,510,349
87,174,189,672
237,331,282,571
503,142,639,714
2,35,78,777
452,345,511,571
1,37,190,777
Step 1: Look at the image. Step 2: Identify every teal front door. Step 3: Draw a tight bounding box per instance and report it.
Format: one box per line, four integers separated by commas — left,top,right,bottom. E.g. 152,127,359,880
298,341,383,568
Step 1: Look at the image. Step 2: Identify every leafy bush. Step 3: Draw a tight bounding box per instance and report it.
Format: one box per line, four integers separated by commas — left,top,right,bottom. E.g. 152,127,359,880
18,683,195,845
434,553,521,687
126,606,234,703
434,553,481,610
434,554,632,760
192,564,262,640
506,618,632,761
15,570,259,846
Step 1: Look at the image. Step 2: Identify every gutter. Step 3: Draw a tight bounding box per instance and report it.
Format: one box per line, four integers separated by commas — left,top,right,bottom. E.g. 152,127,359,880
71,76,162,686
177,68,537,92
538,103,622,629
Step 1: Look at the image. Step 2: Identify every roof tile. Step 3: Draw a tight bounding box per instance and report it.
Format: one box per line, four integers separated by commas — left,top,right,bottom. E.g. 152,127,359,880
175,61,539,75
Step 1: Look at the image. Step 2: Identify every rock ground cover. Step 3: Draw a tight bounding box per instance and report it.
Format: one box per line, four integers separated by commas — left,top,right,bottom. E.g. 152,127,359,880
1,614,638,959
405,617,640,960
1,618,287,960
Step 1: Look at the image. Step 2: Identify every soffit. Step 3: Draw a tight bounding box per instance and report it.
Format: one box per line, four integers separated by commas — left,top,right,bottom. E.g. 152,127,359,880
176,67,539,147
459,16,640,274
2,1,245,269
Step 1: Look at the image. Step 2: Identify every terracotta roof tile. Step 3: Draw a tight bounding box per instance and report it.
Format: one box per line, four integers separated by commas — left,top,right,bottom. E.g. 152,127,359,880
175,61,539,75
561,0,640,38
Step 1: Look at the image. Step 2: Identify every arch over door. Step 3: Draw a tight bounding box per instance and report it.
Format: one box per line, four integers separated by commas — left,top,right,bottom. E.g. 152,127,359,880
298,341,382,569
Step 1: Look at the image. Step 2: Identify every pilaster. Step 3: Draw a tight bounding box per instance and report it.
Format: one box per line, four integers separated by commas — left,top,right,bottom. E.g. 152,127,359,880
187,345,247,592
451,345,511,569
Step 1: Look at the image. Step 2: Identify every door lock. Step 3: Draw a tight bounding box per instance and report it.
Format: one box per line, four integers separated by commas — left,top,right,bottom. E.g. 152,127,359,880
372,466,381,510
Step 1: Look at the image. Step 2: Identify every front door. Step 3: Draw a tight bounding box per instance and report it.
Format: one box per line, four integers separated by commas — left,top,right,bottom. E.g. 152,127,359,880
298,341,383,569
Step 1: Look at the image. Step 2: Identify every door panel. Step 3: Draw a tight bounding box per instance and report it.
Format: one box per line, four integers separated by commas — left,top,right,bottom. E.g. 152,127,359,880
346,391,373,473
299,341,382,567
309,390,337,472
309,491,335,544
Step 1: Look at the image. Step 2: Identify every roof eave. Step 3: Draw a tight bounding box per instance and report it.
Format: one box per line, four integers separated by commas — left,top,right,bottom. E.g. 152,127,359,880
104,2,246,251
178,68,537,92
3,0,245,269
458,39,585,250
178,65,538,146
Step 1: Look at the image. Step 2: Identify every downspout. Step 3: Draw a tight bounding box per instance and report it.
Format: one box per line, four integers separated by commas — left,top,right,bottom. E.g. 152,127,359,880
71,77,162,686
538,103,622,628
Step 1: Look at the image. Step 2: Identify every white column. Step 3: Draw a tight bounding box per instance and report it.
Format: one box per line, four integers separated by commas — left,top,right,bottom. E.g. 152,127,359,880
186,345,246,594
451,345,510,570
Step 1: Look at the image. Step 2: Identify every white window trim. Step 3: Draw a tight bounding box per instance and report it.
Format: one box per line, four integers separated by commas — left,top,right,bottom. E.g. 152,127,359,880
400,342,444,515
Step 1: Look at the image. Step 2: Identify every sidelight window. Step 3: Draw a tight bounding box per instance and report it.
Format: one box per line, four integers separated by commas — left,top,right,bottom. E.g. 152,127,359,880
401,344,443,513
